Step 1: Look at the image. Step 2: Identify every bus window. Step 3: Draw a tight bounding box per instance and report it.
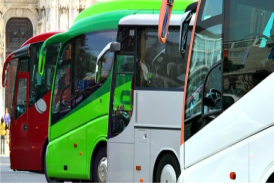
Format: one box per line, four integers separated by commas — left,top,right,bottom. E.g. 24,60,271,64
201,0,223,20
15,78,27,119
184,0,223,140
51,31,116,125
19,58,28,72
51,42,72,125
111,55,134,137
71,31,116,110
223,0,274,99
136,27,184,89
203,64,222,114
29,43,59,106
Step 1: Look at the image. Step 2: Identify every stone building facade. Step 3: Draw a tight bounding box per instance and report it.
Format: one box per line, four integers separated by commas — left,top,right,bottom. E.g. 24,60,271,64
0,0,103,116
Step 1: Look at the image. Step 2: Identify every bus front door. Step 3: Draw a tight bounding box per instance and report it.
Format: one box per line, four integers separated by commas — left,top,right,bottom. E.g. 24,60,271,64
10,72,29,170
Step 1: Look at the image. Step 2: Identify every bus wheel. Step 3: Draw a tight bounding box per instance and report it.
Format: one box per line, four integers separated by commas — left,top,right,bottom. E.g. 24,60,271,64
93,146,107,183
154,154,180,183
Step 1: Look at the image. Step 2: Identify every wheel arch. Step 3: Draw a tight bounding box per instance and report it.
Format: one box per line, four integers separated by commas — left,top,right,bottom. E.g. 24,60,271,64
41,137,48,172
260,161,274,183
88,137,107,180
152,149,180,182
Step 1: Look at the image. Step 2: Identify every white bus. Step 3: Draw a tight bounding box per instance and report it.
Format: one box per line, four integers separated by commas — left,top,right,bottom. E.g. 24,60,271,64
96,14,193,182
160,0,274,182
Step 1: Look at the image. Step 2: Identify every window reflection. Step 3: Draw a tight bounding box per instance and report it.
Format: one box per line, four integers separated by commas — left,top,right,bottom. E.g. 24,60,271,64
51,30,116,125
184,0,274,141
111,55,134,137
29,43,59,106
136,27,185,89
184,0,223,141
185,25,223,119
16,78,27,119
224,1,274,99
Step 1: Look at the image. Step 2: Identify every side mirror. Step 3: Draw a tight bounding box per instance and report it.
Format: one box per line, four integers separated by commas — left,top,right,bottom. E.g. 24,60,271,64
158,0,174,43
95,42,120,84
38,42,48,76
96,61,102,84
39,49,47,76
179,2,197,58
2,63,10,88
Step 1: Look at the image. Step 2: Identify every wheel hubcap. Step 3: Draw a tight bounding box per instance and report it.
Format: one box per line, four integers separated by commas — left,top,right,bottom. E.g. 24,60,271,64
97,157,107,183
160,164,176,183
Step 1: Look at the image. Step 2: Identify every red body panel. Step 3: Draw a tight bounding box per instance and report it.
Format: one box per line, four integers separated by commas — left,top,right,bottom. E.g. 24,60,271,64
4,32,61,171
21,31,62,47
25,91,51,170
10,72,29,170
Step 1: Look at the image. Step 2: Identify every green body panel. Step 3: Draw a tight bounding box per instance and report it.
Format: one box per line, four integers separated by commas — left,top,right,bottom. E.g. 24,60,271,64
74,0,197,23
41,0,196,180
113,76,132,111
47,115,107,179
50,75,111,140
47,75,110,179
85,129,107,178
47,124,87,178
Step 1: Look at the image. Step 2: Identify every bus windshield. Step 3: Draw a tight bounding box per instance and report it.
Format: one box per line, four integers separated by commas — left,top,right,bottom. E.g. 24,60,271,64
51,30,116,125
29,43,59,106
109,26,183,138
184,0,274,140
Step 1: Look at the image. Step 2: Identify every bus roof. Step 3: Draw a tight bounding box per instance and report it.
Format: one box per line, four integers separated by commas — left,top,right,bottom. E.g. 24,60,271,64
74,0,197,23
21,31,62,47
119,14,182,26
38,2,195,76
2,31,61,87
45,9,185,46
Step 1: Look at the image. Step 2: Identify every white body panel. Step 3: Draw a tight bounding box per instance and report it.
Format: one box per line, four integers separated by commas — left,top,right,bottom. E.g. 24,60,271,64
134,90,183,182
249,125,274,183
135,90,183,128
179,73,274,182
119,14,182,26
107,98,135,182
107,142,134,182
108,14,185,183
108,89,183,182
185,73,274,168
183,138,249,183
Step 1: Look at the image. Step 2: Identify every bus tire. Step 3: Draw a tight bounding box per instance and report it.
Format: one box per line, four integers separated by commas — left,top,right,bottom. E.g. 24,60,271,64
93,146,107,183
154,154,180,183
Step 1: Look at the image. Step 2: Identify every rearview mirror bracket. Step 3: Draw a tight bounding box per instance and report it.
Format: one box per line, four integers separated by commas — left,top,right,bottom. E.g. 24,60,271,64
95,42,120,84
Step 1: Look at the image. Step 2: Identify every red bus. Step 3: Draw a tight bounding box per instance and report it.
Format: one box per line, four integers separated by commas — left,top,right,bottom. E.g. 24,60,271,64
2,31,61,172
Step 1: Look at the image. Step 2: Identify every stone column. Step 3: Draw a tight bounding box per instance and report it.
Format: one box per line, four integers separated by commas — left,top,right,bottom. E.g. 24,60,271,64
0,3,5,116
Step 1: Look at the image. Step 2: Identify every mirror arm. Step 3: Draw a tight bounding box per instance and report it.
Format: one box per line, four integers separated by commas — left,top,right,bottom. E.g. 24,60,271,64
179,1,198,55
95,42,120,83
179,11,193,56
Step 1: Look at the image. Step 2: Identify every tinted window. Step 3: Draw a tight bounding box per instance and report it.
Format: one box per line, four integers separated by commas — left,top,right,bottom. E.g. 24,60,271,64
71,31,115,110
29,43,60,106
184,0,223,140
16,78,27,119
223,0,274,98
136,27,184,89
51,30,116,125
51,42,72,125
19,58,28,72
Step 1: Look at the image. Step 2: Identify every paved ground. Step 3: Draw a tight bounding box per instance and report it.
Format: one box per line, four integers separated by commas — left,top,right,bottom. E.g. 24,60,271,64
0,140,9,157
0,142,47,183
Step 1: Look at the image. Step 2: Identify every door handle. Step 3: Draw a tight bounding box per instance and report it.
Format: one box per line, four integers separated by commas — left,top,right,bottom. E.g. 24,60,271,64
23,124,27,131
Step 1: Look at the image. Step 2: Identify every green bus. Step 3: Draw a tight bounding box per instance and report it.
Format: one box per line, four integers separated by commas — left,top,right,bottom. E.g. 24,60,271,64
38,0,192,182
